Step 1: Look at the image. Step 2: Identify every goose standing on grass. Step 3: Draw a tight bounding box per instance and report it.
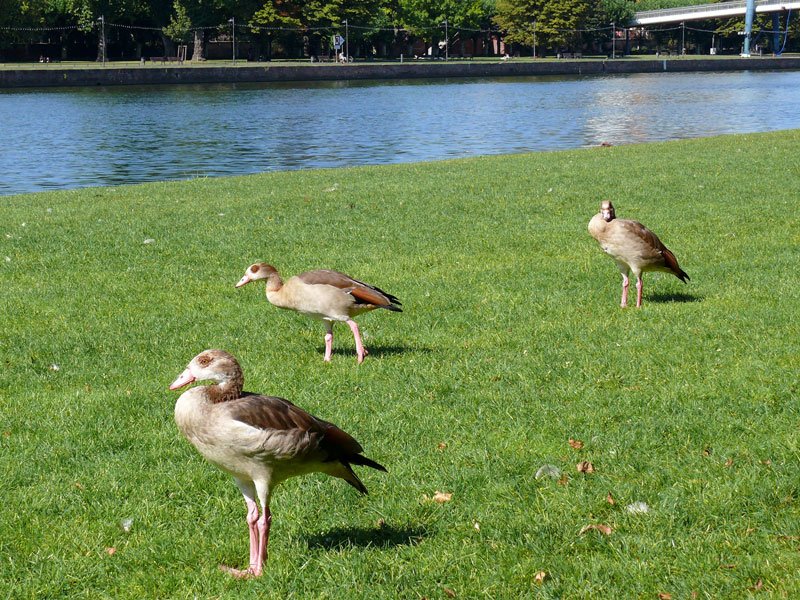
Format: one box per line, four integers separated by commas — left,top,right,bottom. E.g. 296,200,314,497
236,263,402,363
588,200,689,308
170,349,386,578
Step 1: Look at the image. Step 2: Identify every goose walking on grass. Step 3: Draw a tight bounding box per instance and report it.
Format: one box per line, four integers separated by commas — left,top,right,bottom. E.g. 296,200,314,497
236,263,402,363
588,200,689,308
170,349,387,578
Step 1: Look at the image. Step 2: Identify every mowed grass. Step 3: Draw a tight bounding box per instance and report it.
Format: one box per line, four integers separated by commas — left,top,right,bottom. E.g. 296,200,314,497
1,130,799,598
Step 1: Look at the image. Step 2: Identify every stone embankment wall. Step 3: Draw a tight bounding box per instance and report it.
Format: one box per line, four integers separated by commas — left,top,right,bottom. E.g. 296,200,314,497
2,57,799,88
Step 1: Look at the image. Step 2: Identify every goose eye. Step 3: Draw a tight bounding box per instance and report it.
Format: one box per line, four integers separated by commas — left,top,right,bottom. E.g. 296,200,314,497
250,265,260,274
197,353,212,367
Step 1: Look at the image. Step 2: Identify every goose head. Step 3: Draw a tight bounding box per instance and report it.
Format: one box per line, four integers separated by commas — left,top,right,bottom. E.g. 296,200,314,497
169,349,243,391
235,263,280,289
599,200,616,223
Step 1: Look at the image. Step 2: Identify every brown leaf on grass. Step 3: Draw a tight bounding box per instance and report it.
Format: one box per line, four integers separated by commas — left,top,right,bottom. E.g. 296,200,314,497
579,524,613,536
724,457,734,468
105,547,116,556
423,491,453,504
437,442,447,450
376,518,386,529
443,587,456,598
761,459,772,466
606,492,616,505
533,571,548,584
703,447,712,456
557,473,570,486
576,461,594,474
749,579,764,591
657,593,672,600
568,438,584,450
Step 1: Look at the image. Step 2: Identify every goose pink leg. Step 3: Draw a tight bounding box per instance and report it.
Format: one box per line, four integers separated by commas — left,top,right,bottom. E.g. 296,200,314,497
253,508,272,577
620,273,630,308
635,277,644,308
220,503,271,579
346,319,367,363
323,323,333,362
220,498,259,578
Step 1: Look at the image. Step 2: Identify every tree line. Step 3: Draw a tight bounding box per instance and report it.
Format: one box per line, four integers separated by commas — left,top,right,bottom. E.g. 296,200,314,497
1,0,795,62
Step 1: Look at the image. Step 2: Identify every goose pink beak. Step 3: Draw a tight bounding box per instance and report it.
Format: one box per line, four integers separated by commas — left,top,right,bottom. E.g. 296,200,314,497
169,368,196,390
235,275,251,288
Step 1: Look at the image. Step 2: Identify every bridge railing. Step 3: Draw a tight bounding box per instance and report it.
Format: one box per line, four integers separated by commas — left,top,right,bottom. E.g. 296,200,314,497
635,0,787,21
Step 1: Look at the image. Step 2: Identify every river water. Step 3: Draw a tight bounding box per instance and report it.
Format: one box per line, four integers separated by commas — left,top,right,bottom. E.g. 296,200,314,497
2,70,800,196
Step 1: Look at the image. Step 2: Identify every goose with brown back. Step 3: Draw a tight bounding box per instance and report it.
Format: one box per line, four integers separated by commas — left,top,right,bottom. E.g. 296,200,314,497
170,349,386,578
588,200,689,308
236,263,402,363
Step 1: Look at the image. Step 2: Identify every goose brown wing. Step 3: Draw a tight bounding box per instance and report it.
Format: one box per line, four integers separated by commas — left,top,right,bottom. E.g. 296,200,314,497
617,219,689,281
227,393,364,459
298,269,402,309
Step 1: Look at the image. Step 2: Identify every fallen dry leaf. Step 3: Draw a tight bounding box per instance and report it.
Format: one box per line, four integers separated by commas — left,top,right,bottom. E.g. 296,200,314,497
105,547,116,556
761,459,772,466
579,524,613,536
606,492,616,505
568,438,584,450
749,579,764,591
557,473,570,486
576,461,594,474
658,593,672,600
443,587,456,598
533,571,548,584
431,491,453,504
703,447,712,456
437,442,447,450
725,457,734,468
376,518,386,529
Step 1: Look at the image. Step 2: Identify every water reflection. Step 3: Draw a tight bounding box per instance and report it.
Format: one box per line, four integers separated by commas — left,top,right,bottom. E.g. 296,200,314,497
1,71,800,196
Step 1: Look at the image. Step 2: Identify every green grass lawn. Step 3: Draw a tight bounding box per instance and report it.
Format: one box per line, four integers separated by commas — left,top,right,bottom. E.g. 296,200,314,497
1,130,799,598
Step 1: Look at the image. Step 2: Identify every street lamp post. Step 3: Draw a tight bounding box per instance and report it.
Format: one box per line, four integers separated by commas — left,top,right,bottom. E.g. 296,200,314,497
612,22,617,59
343,19,349,62
681,21,686,55
443,19,448,61
229,17,236,64
98,15,106,66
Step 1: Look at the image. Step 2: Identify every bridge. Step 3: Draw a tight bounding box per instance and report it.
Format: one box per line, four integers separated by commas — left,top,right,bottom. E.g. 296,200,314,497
633,0,800,26
632,0,799,56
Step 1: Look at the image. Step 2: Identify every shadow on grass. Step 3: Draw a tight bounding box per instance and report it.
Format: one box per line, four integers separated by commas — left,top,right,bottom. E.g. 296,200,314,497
331,344,433,358
648,291,703,304
306,523,427,550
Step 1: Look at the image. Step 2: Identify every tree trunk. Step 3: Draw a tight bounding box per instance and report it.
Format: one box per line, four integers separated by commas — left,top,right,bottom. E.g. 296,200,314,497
191,29,205,61
96,29,106,62
160,33,176,57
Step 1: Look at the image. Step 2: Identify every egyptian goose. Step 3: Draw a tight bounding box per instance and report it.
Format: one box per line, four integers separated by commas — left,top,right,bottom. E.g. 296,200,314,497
588,200,689,308
236,263,402,363
170,349,386,578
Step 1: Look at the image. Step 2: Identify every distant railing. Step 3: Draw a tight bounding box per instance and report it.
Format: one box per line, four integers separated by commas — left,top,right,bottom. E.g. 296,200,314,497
635,0,795,22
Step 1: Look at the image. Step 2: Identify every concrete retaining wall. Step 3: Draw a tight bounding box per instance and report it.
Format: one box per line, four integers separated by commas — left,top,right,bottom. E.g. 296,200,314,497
2,57,799,88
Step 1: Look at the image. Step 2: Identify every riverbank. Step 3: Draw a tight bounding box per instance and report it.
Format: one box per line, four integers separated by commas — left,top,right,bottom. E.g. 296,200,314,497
2,55,800,87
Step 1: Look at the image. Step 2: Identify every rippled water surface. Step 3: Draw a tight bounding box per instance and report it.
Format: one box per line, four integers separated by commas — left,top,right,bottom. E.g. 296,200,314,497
2,70,800,196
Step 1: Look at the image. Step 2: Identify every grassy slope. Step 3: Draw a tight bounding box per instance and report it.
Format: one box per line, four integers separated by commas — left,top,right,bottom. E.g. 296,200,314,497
1,130,798,598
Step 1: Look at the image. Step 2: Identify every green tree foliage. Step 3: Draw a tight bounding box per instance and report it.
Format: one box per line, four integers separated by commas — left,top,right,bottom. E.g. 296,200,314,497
163,0,191,41
494,0,592,50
